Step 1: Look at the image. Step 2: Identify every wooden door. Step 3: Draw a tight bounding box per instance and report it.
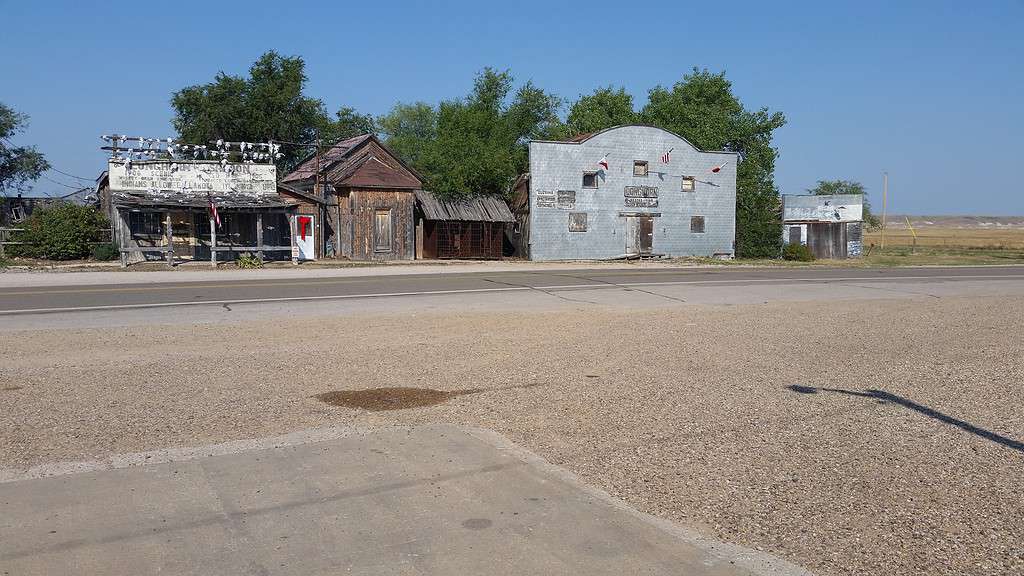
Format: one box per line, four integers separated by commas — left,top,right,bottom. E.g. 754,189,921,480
639,216,654,255
624,217,640,256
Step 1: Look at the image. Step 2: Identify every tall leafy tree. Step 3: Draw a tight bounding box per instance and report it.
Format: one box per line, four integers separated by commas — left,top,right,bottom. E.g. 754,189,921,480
640,69,786,258
171,51,331,171
378,102,437,170
808,179,881,228
384,68,562,199
565,87,637,135
327,107,378,142
0,103,49,195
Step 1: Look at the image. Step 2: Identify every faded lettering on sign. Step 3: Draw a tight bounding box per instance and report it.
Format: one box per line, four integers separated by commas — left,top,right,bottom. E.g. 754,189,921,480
624,185,659,198
536,190,556,208
625,197,659,208
557,190,576,209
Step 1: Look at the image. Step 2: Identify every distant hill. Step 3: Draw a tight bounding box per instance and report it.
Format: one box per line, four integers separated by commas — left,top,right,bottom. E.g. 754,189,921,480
885,215,1024,229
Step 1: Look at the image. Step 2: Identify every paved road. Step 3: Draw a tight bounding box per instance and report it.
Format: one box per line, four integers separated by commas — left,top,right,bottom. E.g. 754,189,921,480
1,266,1021,314
0,425,806,576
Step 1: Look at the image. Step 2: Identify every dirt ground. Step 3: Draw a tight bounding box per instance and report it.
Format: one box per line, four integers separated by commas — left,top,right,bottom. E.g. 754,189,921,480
2,296,1023,576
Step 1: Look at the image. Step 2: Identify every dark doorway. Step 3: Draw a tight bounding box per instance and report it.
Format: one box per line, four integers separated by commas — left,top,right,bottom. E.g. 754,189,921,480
639,216,654,255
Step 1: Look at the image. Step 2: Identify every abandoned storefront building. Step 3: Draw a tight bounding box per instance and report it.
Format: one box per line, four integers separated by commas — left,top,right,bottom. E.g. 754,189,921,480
98,151,322,266
414,190,514,259
511,125,738,260
781,194,864,259
281,134,421,261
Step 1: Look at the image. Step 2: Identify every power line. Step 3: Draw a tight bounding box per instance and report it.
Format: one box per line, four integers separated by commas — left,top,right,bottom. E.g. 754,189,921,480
48,167,94,182
39,174,88,190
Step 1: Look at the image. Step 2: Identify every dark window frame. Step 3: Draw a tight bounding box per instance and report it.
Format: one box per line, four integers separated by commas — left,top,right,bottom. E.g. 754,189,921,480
690,216,706,234
633,160,649,177
582,171,598,189
681,176,696,191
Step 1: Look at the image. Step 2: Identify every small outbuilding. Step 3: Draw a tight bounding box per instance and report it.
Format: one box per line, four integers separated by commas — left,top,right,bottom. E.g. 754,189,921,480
414,190,514,259
782,194,864,259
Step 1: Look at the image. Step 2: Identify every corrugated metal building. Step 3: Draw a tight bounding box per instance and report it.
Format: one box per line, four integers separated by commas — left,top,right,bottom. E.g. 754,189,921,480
415,190,514,259
514,125,738,260
781,194,864,258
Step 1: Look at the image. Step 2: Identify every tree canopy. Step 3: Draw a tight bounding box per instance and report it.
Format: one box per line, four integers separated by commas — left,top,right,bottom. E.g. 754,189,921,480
377,68,562,200
808,179,881,228
565,87,637,135
171,51,359,171
638,69,787,257
0,103,49,195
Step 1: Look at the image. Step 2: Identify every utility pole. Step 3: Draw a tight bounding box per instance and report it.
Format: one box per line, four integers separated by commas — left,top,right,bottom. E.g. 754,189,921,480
881,171,888,250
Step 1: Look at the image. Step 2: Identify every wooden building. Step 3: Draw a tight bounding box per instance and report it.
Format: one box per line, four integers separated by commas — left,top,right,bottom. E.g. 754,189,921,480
281,134,422,261
97,159,322,266
781,194,864,259
415,190,514,259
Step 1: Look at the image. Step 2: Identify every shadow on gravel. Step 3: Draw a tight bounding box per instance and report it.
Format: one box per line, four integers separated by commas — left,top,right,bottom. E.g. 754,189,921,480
316,383,541,411
786,384,1024,453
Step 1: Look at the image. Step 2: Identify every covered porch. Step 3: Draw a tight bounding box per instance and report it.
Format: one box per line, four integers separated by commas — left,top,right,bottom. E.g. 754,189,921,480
112,200,307,267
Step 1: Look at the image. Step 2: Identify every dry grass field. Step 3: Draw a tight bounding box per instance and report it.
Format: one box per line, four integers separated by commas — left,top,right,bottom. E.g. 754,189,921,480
860,219,1024,266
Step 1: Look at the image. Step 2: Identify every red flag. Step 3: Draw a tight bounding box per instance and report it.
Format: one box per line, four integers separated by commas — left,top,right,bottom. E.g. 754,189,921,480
598,156,609,171
711,162,727,173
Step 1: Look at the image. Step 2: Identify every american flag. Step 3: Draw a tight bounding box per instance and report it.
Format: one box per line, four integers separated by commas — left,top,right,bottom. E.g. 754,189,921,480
660,148,673,164
209,196,221,228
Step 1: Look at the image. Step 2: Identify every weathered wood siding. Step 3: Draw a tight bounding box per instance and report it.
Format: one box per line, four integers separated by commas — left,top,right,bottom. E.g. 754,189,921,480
349,189,415,260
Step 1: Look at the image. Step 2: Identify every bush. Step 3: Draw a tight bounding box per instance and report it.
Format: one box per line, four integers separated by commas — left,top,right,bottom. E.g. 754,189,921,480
782,242,814,262
90,242,119,261
11,204,110,260
236,252,263,269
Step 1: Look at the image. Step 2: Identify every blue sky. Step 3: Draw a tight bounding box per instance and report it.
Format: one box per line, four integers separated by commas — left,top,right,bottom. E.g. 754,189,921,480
2,0,1022,214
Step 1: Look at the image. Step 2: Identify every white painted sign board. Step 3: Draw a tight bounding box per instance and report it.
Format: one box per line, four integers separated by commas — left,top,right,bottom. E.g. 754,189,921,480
108,160,277,195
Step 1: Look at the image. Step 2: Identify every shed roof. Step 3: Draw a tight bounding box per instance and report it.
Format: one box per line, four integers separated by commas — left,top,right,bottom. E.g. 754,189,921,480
415,190,514,223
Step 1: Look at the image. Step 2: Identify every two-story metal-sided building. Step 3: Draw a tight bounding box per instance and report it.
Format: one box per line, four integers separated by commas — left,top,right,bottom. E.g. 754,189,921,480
511,125,738,260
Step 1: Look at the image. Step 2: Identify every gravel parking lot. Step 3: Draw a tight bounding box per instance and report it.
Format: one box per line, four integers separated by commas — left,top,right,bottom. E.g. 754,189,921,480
2,295,1023,576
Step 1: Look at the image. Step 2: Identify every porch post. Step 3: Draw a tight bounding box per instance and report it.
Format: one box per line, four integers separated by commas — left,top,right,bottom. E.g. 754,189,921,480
290,213,298,265
117,209,127,268
256,212,264,261
164,211,173,267
210,215,217,267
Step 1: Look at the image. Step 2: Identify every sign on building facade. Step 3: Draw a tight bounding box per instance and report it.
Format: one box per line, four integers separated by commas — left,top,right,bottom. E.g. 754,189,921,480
108,161,277,196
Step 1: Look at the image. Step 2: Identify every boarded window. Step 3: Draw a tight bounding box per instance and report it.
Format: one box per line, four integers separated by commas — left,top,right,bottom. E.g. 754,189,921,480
568,212,587,232
847,222,862,242
582,172,598,188
633,161,648,177
557,190,576,210
681,176,695,191
374,209,392,252
690,216,705,233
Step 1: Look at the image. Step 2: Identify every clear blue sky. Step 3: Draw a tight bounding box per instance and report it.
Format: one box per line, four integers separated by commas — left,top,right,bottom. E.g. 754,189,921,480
2,0,1021,215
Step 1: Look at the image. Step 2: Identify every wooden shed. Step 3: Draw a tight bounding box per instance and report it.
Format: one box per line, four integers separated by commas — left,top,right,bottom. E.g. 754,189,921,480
415,190,515,259
281,134,422,261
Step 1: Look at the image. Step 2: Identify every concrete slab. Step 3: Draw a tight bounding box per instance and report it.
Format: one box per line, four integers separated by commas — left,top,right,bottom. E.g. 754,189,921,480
0,425,809,576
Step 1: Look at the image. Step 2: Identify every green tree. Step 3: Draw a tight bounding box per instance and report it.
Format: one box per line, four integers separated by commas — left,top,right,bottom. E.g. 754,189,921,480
0,103,49,194
12,204,109,260
640,69,786,258
171,51,332,171
387,68,562,199
378,102,438,170
807,179,880,228
565,86,637,136
327,106,378,141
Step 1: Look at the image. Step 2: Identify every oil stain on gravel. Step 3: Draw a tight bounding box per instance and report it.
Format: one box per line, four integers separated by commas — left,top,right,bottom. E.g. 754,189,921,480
315,383,540,411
